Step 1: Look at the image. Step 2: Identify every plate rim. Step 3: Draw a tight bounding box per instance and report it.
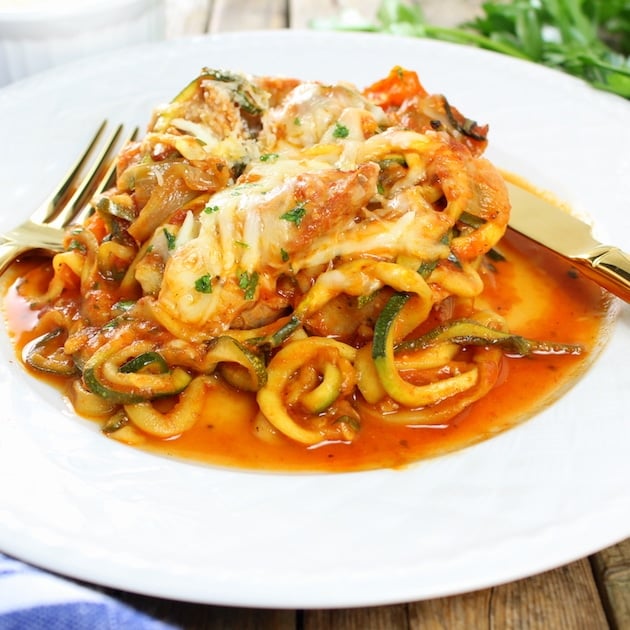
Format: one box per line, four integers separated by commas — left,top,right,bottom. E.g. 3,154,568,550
0,29,629,608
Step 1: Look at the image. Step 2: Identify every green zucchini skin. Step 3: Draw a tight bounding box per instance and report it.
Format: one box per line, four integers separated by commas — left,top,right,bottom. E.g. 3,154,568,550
83,341,193,405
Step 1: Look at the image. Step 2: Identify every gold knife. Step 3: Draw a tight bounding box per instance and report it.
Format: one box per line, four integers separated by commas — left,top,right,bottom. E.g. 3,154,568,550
505,180,630,303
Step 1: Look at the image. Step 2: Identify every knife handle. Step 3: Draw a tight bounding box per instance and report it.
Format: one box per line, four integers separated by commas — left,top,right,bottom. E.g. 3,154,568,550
577,247,630,303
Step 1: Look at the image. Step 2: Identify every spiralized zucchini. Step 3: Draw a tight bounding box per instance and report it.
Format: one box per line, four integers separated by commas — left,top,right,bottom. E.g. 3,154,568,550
14,65,583,455
257,337,358,445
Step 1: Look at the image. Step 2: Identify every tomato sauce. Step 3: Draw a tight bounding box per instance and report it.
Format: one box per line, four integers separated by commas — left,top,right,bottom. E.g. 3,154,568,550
2,228,611,472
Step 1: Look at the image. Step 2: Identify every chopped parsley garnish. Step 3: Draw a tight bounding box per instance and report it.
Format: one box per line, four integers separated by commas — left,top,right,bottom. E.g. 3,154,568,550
293,117,301,126
204,205,220,214
112,299,136,312
357,292,377,308
280,203,306,226
194,274,213,294
238,270,259,300
163,228,176,251
260,153,279,162
333,122,350,138
280,248,289,263
235,240,249,248
67,239,86,253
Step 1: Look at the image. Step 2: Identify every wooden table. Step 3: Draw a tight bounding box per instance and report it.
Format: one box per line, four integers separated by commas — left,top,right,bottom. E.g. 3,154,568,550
116,1,630,627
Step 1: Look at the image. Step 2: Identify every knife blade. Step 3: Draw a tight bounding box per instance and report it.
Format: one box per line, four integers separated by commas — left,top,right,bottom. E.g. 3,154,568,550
505,180,630,303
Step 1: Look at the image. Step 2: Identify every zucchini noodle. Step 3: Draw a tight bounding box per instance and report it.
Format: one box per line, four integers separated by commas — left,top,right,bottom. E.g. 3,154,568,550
13,65,583,456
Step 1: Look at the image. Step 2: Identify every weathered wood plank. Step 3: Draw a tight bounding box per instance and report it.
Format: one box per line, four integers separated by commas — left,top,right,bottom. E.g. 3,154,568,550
208,0,288,32
592,538,630,630
414,0,483,27
300,559,609,630
288,0,483,30
408,559,608,630
303,604,409,630
166,0,212,38
288,0,382,30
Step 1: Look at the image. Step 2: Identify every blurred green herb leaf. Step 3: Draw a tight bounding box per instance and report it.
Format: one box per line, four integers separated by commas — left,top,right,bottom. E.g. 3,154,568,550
311,0,630,98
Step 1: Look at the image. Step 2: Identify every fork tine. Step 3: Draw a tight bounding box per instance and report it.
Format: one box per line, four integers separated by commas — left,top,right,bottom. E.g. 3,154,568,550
48,122,127,230
0,121,137,276
30,121,107,224
66,126,139,229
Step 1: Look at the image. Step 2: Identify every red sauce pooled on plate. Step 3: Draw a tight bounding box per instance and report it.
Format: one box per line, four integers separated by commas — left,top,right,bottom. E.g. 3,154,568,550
3,229,611,472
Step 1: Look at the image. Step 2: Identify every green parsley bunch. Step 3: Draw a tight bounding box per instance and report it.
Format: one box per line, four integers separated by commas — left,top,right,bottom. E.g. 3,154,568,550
312,0,630,98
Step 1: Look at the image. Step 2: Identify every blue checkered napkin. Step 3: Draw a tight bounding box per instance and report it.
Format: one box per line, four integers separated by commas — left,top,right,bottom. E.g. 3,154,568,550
0,553,175,629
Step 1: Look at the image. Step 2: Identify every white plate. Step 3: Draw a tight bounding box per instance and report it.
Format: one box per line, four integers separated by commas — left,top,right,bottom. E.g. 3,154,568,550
0,30,629,609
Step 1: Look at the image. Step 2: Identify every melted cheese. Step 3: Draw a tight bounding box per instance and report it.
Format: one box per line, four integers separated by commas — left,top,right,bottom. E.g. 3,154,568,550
140,70,510,340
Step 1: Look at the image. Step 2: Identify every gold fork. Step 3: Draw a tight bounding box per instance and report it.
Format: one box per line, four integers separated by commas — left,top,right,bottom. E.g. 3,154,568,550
0,121,136,275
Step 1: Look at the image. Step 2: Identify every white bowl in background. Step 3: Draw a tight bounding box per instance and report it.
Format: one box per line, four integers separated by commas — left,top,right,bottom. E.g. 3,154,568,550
0,0,166,86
